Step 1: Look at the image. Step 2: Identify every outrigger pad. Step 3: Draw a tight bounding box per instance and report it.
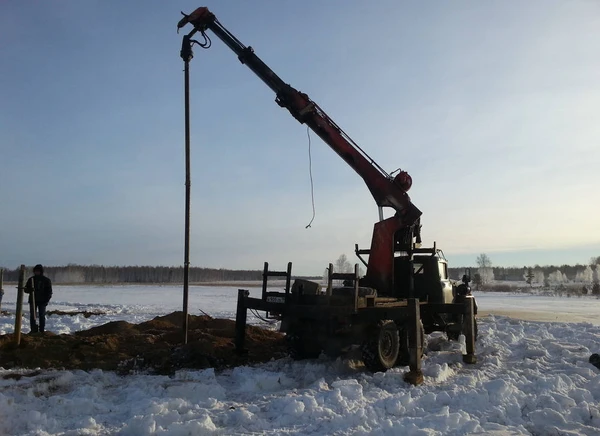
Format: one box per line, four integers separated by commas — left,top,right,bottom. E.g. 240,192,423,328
463,354,477,364
404,370,424,386
590,353,600,370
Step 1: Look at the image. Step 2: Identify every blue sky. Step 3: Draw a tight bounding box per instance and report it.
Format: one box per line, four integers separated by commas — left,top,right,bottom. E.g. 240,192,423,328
1,1,599,275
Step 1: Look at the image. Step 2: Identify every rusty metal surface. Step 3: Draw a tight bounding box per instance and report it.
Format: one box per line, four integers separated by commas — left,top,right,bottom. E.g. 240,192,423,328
365,217,403,297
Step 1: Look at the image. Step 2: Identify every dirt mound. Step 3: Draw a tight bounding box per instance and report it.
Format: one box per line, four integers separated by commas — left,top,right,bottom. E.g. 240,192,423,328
47,310,107,318
77,320,139,337
0,312,286,374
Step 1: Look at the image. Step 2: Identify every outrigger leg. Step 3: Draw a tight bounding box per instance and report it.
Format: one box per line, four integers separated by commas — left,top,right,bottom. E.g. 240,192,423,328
404,298,424,385
235,289,250,354
463,298,477,364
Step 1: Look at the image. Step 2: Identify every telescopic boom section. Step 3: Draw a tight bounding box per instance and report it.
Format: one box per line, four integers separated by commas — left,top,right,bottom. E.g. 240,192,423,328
177,7,422,225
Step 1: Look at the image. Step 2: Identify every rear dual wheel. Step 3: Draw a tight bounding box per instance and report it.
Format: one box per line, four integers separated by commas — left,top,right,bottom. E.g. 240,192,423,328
361,320,426,372
361,320,400,372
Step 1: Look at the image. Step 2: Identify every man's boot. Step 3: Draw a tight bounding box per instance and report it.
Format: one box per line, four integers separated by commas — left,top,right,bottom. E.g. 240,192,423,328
31,325,39,333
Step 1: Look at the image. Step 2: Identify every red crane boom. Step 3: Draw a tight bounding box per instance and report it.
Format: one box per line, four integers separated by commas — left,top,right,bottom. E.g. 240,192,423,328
178,8,423,296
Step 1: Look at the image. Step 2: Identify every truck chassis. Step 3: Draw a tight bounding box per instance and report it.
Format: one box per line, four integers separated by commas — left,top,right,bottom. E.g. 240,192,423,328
235,262,476,385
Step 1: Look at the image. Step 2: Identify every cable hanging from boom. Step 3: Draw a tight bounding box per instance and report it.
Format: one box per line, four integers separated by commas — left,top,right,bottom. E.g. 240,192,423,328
305,127,316,228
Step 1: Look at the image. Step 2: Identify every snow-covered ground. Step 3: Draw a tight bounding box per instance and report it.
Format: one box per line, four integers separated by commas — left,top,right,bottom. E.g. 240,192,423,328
2,286,600,435
478,292,600,324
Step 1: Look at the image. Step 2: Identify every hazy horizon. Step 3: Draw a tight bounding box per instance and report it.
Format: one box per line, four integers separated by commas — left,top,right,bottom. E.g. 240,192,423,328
2,242,600,273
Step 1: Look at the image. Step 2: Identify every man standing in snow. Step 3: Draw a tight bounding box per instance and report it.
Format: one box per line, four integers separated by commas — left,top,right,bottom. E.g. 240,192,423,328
24,264,53,333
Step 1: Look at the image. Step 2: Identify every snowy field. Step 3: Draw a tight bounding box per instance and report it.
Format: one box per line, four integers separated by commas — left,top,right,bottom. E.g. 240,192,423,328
2,286,600,435
0,285,268,336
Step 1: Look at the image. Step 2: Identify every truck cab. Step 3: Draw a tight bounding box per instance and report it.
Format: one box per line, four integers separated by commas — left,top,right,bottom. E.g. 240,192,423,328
412,255,453,304
390,249,453,305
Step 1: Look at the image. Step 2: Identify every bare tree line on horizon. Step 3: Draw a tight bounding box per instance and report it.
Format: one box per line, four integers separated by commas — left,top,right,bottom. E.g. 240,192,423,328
326,253,600,287
2,254,599,285
461,253,600,295
0,264,277,284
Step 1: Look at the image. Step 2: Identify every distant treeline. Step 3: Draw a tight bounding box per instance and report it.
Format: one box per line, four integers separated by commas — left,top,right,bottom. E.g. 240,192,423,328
448,264,597,282
1,263,596,285
0,265,271,284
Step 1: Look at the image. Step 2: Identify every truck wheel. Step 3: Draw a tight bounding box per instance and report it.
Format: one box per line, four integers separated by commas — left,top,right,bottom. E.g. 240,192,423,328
396,321,425,367
361,320,399,372
287,333,321,360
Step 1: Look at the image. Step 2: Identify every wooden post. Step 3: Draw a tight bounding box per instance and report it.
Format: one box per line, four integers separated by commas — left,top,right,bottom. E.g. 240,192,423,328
463,297,477,364
404,298,424,385
235,289,249,354
353,263,359,312
261,262,269,301
0,268,3,312
284,262,292,297
14,264,26,345
326,263,333,296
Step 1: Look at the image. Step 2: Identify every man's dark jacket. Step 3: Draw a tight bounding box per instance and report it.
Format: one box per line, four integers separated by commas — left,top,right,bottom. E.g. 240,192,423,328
25,275,53,305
